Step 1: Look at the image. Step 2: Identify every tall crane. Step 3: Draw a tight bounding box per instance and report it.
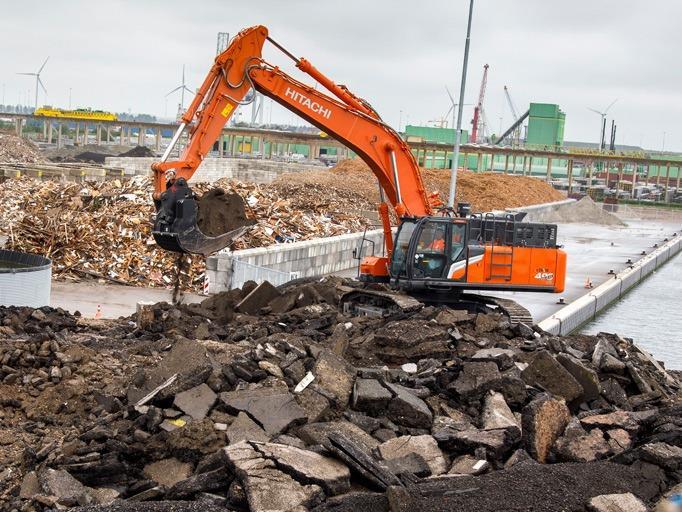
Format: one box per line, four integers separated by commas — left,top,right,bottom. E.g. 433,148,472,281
503,85,521,144
470,64,489,143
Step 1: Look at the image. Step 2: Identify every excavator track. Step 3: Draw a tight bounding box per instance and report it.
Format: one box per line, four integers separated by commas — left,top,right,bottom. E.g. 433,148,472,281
468,295,534,325
339,286,534,325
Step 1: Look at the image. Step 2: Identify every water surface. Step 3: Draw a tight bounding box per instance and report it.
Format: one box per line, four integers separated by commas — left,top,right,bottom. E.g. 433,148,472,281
582,252,682,370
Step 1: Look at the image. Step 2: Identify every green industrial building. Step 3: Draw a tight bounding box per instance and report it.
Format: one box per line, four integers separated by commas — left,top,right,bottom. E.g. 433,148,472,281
526,103,565,148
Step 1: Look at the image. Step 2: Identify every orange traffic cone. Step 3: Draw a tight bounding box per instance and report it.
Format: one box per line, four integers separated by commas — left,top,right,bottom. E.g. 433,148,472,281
95,304,102,319
584,277,593,289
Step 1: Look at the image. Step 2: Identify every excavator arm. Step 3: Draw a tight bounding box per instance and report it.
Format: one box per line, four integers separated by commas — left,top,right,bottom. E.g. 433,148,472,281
152,25,436,256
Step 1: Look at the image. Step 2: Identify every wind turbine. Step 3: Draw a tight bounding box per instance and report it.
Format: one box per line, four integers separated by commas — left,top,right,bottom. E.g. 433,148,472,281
444,86,472,133
588,99,617,151
17,57,49,110
166,65,193,113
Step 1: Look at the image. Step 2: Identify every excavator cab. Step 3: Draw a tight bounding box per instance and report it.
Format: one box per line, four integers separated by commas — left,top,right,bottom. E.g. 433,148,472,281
383,214,566,294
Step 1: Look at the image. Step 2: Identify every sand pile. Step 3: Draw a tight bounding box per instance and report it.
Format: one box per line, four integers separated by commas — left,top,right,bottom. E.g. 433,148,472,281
526,197,626,226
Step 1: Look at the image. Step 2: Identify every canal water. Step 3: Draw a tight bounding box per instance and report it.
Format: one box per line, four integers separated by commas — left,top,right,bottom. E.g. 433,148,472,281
581,251,682,370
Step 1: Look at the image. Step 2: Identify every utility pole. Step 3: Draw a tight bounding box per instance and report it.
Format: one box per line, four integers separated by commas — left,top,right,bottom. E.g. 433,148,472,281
448,0,475,208
68,88,72,109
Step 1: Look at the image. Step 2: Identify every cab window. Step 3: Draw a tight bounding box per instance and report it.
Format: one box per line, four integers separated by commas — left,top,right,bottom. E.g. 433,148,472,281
451,223,466,262
390,221,416,276
413,222,447,278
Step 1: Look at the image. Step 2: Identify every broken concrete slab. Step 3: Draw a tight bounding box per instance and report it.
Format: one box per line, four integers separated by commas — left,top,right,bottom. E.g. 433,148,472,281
236,281,281,315
383,453,431,478
352,378,392,415
448,454,490,476
220,388,307,436
295,387,330,424
127,338,212,404
224,441,323,511
522,393,570,463
143,458,193,488
38,468,89,506
639,442,682,471
451,362,501,400
313,349,355,406
480,390,520,434
253,441,351,495
384,382,433,429
19,471,41,499
377,435,448,476
580,410,651,433
173,383,217,421
592,338,619,368
554,428,610,463
521,350,583,402
587,492,647,512
556,352,601,402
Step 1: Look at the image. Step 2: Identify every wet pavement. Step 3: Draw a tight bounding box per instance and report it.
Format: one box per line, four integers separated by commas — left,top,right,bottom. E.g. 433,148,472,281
489,219,681,322
51,281,203,319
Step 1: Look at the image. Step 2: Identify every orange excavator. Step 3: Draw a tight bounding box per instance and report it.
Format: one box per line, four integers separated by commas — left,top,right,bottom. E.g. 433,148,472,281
151,25,566,318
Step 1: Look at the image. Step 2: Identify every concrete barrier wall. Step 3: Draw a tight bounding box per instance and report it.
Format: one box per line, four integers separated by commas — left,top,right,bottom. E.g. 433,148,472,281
538,235,682,335
506,198,575,222
206,229,387,292
104,156,325,184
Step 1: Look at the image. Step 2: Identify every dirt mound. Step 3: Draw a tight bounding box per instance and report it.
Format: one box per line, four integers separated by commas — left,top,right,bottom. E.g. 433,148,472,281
196,188,256,237
0,134,44,163
119,145,155,157
279,159,565,214
73,151,113,164
527,196,625,226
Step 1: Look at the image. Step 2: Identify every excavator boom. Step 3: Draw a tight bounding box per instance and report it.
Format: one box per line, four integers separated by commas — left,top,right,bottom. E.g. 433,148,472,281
151,25,435,256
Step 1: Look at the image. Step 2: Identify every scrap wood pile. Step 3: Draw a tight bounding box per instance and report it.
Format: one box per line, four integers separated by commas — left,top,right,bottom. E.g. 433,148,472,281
280,158,565,213
1,277,682,510
0,176,374,291
0,133,45,164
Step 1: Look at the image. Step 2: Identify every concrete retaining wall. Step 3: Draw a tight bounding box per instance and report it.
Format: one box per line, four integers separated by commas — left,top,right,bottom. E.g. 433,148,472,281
206,229,387,292
104,156,325,184
538,235,682,335
507,198,576,222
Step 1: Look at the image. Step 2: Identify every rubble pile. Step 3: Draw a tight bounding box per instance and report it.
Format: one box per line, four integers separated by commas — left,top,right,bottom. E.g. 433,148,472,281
281,158,566,213
0,134,44,164
1,277,681,511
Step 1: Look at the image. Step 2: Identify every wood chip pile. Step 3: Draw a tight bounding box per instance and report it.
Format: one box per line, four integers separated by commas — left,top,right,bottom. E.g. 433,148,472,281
280,158,565,212
0,134,45,164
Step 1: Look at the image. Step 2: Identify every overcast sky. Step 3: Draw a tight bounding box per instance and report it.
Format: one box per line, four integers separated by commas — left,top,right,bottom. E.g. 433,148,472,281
2,1,681,151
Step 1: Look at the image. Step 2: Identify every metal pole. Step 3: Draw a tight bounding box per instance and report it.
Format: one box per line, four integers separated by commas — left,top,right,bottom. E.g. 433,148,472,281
448,0,474,208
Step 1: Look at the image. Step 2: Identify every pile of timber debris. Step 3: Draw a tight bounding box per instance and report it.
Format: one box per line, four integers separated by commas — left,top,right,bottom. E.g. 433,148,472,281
0,277,681,511
0,177,373,291
0,133,45,164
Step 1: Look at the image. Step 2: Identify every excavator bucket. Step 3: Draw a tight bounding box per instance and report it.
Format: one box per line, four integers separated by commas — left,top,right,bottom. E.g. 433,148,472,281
152,179,249,256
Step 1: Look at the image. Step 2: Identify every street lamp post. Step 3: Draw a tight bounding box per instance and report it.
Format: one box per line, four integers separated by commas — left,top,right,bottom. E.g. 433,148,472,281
448,0,475,208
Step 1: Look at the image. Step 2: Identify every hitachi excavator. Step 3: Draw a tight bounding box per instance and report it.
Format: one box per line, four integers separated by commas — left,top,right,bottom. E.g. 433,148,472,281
151,25,566,320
